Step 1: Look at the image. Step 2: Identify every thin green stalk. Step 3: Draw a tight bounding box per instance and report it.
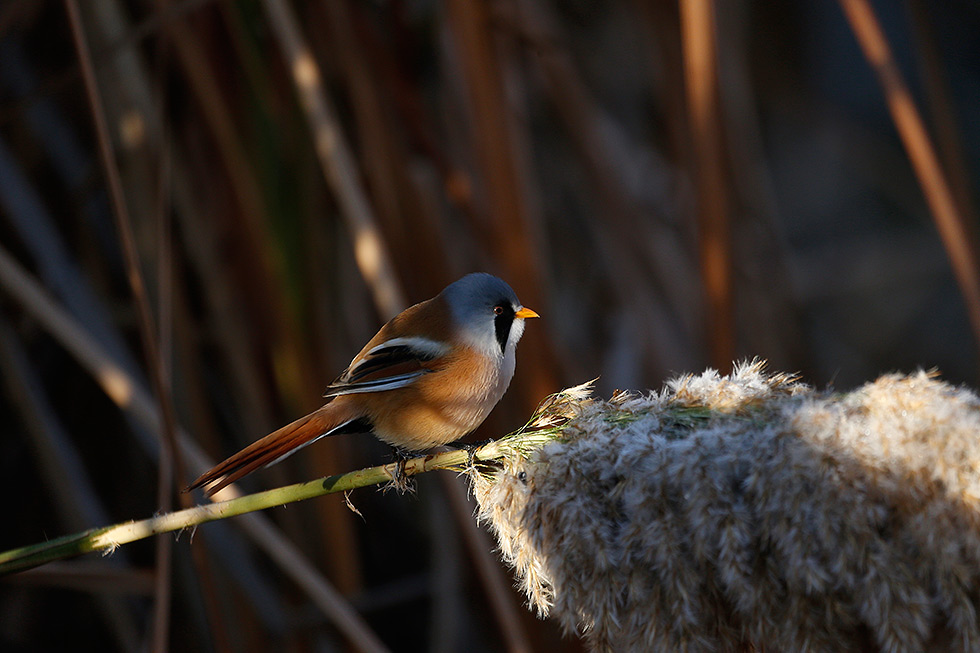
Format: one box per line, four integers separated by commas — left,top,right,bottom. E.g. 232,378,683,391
1,443,492,576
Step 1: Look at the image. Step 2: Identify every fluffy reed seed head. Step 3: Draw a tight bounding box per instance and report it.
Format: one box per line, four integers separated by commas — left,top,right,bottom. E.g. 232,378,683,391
470,360,980,652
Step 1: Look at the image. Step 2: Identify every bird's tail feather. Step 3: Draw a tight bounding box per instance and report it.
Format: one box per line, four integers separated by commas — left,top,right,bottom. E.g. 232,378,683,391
186,404,353,497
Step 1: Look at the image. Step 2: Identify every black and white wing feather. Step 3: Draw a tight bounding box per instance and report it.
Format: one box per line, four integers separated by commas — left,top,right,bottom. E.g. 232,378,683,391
324,337,449,397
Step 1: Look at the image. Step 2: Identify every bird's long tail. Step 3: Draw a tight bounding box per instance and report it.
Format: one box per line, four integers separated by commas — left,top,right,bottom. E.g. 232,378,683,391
186,403,359,497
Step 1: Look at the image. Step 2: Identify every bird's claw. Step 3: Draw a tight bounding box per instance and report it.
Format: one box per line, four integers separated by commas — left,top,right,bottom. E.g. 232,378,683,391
383,455,416,494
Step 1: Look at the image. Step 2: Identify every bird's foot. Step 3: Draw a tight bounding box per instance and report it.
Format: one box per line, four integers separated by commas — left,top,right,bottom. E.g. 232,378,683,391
383,452,416,495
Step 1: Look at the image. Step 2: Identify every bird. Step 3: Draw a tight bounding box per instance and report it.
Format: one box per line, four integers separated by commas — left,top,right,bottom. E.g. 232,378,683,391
186,273,539,496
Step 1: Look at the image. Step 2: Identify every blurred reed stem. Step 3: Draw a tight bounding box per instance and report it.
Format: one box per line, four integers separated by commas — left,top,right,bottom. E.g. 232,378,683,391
680,0,734,372
261,0,406,318
64,2,182,647
839,0,980,364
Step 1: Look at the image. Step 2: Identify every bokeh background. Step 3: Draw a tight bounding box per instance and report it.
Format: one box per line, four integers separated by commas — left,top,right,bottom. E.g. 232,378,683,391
1,0,978,651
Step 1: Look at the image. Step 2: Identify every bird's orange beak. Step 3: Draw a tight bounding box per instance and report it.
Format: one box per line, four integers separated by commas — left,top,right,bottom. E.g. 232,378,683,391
515,307,539,319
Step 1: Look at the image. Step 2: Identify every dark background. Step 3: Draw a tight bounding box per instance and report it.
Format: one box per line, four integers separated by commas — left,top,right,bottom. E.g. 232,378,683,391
1,0,978,651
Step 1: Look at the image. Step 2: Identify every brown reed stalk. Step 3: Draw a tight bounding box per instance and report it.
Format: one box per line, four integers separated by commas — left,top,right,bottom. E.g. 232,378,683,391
151,18,233,652
442,0,542,281
91,0,280,470
713,2,804,367
679,0,733,370
8,562,156,596
906,0,979,239
152,0,275,296
507,0,698,375
260,0,406,318
839,0,980,367
322,0,453,298
64,2,183,648
206,1,365,601
441,474,533,653
154,1,320,452
259,0,416,602
345,2,483,232
679,0,734,373
443,0,562,422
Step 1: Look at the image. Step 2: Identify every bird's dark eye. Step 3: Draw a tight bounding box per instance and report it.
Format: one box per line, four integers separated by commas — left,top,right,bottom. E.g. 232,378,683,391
493,305,504,315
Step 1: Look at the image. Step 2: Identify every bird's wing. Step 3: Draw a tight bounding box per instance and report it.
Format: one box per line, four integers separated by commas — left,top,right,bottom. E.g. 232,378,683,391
324,336,450,397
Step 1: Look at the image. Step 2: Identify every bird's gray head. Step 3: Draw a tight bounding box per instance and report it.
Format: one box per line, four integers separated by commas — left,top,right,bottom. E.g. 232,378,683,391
441,273,537,358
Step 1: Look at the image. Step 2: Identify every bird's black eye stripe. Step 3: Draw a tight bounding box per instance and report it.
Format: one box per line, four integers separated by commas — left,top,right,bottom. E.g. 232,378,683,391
493,300,515,353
